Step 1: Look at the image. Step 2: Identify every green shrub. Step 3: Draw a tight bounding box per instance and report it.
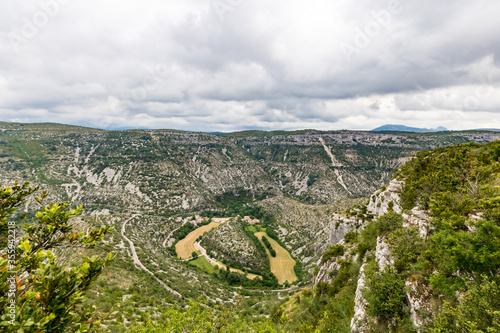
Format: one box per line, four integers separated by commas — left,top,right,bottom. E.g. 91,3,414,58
356,222,377,259
388,227,422,273
375,211,404,235
321,244,345,264
344,231,358,244
430,278,500,332
365,266,407,320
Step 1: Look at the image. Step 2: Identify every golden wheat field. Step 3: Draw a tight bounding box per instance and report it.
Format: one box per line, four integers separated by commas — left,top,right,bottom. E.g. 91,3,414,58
176,222,220,259
255,231,297,284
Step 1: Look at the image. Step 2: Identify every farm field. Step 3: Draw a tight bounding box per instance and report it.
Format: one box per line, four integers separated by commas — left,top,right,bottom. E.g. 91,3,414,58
255,231,297,284
177,222,261,280
189,256,218,275
176,222,220,259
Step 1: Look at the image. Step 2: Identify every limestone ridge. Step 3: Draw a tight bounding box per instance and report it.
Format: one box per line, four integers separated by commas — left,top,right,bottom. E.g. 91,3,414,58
1,122,499,216
351,179,435,331
346,180,404,331
312,177,434,331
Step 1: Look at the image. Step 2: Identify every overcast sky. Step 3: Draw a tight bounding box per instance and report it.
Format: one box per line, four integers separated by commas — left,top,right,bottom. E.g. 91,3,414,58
1,0,499,132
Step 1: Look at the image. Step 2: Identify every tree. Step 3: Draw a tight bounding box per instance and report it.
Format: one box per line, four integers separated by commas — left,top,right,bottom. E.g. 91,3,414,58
191,251,198,259
365,266,407,320
0,181,113,332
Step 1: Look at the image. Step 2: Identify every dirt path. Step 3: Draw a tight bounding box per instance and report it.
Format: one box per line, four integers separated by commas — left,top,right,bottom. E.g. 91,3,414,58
255,232,298,284
162,221,187,248
121,215,182,298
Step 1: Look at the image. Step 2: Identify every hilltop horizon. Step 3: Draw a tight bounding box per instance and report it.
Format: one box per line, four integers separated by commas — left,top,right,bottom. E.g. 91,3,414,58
1,120,499,134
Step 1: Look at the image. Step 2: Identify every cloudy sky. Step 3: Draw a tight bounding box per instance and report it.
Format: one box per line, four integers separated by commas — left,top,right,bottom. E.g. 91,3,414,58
1,0,499,132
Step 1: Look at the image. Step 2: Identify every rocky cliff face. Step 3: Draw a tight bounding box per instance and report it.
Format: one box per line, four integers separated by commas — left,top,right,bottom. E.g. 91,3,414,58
313,177,437,331
352,178,437,331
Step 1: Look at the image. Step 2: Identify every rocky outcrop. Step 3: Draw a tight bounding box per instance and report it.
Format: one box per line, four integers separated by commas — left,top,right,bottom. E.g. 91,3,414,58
375,236,394,270
349,177,440,331
403,207,432,239
367,179,404,216
406,278,434,327
351,262,370,333
330,213,361,245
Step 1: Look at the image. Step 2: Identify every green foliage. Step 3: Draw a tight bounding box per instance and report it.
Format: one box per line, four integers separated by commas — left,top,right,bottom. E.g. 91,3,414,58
127,299,279,332
365,266,407,320
293,261,303,281
278,260,362,332
376,140,500,329
425,219,500,296
317,260,357,298
242,223,271,272
207,190,271,217
172,219,210,243
387,227,422,273
321,244,345,264
307,174,319,187
343,231,358,244
356,221,377,258
261,236,276,257
375,211,404,235
0,182,113,332
429,278,500,333
398,141,500,212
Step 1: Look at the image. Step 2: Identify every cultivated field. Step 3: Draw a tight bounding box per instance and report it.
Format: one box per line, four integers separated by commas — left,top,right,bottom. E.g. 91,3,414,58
255,232,297,284
178,222,261,280
176,222,220,259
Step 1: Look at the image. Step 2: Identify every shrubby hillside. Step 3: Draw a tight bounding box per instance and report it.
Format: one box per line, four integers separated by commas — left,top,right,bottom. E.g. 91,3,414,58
2,121,500,332
302,140,500,332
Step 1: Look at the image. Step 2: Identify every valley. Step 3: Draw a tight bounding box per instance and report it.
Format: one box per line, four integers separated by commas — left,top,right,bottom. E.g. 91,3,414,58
1,122,500,332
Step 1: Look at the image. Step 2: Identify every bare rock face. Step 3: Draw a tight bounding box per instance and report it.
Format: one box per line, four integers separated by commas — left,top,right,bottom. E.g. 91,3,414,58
406,278,434,327
314,258,341,285
330,213,360,245
351,262,370,333
367,179,404,217
375,236,394,270
403,207,432,239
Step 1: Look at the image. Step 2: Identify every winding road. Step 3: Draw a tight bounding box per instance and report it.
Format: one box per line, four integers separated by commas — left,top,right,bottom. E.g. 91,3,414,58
121,214,182,298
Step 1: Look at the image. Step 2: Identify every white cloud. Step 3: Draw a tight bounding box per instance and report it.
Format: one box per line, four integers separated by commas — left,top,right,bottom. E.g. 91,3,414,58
0,0,499,131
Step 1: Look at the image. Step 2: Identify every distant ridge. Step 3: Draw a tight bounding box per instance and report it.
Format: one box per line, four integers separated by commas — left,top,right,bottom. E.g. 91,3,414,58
371,124,448,133
472,128,500,132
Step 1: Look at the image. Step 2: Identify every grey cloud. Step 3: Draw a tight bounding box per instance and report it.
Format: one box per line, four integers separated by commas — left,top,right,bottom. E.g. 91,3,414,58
0,0,499,131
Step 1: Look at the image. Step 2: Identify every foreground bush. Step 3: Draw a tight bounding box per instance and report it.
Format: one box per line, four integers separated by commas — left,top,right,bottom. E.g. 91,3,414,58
0,182,113,332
